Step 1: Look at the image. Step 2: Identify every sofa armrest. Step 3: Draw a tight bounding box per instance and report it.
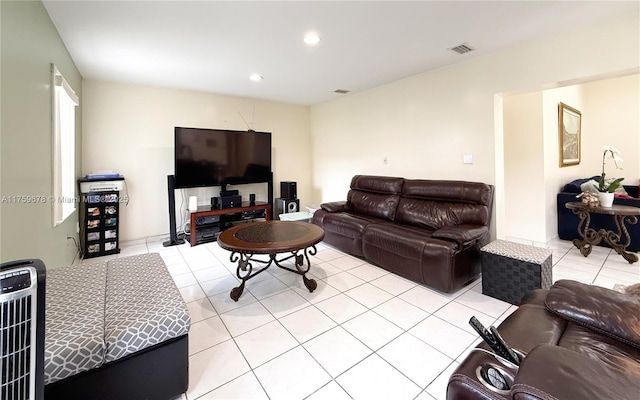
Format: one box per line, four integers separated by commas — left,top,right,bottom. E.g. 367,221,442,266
431,225,488,245
511,345,640,400
321,201,350,213
545,279,640,349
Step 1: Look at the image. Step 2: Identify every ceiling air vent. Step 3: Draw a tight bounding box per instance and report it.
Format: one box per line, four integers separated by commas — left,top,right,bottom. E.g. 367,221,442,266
333,89,350,94
449,43,475,55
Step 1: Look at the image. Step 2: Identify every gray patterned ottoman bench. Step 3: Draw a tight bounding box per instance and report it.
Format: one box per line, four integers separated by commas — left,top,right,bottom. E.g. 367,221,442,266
44,253,191,400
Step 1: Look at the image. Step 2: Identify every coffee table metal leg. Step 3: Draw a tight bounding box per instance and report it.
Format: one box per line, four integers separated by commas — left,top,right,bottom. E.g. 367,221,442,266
229,252,273,301
230,282,245,302
271,245,318,293
303,275,317,292
297,251,317,292
230,253,251,301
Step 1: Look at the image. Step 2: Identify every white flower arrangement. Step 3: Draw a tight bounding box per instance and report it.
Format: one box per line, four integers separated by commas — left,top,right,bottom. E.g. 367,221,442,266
595,145,624,193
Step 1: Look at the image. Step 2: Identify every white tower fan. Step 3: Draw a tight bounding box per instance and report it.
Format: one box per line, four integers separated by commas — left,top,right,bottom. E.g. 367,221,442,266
1,259,46,400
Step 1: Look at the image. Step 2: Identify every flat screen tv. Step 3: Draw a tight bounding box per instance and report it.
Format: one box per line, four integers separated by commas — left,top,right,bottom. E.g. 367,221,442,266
174,127,272,189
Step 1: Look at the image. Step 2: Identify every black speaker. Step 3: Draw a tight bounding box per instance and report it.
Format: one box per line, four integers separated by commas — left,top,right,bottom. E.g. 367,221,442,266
163,175,184,246
276,198,299,216
249,193,256,205
280,181,297,200
211,196,219,209
221,195,242,209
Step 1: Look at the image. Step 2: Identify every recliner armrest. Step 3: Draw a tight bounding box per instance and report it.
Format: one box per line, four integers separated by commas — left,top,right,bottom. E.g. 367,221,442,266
511,345,640,400
431,225,488,245
320,201,350,213
545,280,640,349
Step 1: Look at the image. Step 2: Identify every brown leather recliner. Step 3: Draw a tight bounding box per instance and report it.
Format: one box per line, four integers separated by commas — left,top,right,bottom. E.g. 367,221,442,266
448,279,640,400
312,175,494,293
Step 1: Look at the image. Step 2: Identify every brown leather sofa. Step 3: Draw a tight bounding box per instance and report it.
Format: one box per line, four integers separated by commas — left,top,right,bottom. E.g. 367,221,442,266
312,175,494,293
448,279,640,400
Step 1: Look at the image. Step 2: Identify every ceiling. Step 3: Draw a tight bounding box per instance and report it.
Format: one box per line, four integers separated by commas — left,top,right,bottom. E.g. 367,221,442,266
43,1,638,106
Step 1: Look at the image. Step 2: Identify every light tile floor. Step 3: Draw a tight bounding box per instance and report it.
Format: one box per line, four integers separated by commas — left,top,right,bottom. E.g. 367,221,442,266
88,237,639,400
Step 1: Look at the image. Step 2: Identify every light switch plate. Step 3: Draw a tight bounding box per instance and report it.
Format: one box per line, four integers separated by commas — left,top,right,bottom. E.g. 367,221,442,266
463,154,473,164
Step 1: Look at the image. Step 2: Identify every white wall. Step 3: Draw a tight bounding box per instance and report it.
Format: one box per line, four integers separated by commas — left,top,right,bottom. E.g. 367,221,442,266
310,12,639,242
82,81,311,241
1,1,82,267
503,92,545,243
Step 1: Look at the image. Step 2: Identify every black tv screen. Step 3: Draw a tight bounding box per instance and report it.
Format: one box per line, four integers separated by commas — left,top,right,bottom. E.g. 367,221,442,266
174,127,272,189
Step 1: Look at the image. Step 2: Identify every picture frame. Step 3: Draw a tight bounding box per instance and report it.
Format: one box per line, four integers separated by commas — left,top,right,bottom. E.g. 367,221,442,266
558,102,581,167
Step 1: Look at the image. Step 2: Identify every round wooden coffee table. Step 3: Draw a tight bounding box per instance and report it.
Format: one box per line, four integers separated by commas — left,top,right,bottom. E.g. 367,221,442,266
217,221,325,301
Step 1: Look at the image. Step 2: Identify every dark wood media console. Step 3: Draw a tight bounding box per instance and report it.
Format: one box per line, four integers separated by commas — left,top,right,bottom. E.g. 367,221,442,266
188,201,272,246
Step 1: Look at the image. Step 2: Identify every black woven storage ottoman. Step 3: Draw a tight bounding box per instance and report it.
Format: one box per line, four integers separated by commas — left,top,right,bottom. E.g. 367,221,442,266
480,240,552,305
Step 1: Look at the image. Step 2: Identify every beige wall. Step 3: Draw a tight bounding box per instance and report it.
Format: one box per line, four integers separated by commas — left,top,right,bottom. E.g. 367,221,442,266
82,80,311,241
503,91,545,243
310,12,639,243
581,74,640,183
1,1,82,267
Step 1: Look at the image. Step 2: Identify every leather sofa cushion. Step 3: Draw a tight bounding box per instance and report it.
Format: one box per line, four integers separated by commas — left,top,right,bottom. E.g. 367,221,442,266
396,180,493,229
320,212,381,239
402,180,493,206
512,344,640,400
395,198,489,230
350,175,404,194
363,223,438,259
545,279,640,350
490,302,567,354
363,223,457,286
431,225,488,245
557,323,640,375
347,190,400,221
344,175,404,221
320,201,349,213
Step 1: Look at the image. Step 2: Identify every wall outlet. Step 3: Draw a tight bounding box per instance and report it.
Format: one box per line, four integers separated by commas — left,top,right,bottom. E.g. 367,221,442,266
463,154,473,164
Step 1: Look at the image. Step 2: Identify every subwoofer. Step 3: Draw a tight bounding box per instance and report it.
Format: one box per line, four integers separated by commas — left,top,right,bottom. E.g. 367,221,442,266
276,198,299,216
1,259,46,400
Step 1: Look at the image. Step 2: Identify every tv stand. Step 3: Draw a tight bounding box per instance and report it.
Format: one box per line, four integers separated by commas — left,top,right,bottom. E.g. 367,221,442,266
188,201,271,246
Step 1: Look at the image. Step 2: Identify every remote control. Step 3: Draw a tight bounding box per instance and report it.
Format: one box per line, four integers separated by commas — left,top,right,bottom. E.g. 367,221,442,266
490,326,520,365
469,316,519,365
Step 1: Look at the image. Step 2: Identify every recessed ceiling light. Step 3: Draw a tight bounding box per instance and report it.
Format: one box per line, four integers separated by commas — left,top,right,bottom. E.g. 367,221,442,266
304,32,321,46
249,73,263,82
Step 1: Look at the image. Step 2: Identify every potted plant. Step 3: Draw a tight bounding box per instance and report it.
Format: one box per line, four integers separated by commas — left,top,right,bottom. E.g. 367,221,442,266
594,145,624,207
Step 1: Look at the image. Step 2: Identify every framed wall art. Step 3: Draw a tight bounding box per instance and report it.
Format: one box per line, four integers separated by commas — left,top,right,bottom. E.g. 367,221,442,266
558,102,581,167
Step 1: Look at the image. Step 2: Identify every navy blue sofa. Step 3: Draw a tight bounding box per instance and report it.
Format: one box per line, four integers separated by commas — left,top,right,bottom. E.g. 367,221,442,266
557,176,640,252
